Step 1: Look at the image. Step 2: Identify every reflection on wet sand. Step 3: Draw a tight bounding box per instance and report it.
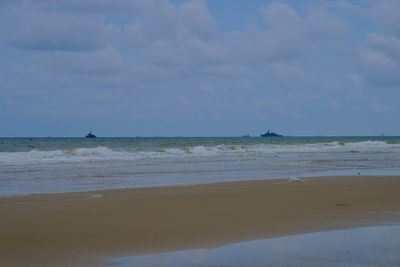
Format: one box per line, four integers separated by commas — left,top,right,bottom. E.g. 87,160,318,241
112,225,400,267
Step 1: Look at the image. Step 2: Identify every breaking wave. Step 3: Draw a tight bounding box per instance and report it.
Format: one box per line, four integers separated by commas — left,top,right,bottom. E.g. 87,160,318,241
1,141,399,165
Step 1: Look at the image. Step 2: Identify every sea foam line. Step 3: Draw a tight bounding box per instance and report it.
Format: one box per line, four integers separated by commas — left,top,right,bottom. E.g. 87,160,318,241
1,141,399,165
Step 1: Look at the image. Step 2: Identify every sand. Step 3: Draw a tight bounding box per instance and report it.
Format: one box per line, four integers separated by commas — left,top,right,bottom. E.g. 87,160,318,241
1,176,400,267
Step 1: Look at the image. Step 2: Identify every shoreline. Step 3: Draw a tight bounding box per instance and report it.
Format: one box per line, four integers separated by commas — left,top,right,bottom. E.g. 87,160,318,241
2,172,400,198
1,176,400,266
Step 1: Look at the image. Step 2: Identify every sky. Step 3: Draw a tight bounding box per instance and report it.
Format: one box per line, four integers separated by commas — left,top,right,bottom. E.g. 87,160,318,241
0,0,399,137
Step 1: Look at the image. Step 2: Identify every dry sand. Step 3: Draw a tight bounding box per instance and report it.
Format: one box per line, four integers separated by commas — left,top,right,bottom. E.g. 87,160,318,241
1,176,400,267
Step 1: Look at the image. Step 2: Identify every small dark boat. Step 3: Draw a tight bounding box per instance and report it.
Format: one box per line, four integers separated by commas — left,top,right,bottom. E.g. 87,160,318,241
261,130,282,137
85,131,97,138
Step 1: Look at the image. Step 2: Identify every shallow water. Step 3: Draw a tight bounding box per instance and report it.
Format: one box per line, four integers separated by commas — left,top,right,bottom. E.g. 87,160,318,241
1,136,400,196
111,225,400,267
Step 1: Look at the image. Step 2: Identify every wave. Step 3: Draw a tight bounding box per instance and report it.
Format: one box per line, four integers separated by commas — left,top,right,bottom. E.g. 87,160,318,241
0,146,128,165
1,141,399,165
253,140,400,153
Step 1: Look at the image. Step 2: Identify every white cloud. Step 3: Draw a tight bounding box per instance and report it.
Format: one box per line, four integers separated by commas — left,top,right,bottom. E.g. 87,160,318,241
305,5,347,40
348,73,364,88
3,0,156,14
260,2,302,27
118,0,227,68
366,33,400,60
359,48,399,85
357,33,400,86
125,0,216,43
360,49,396,70
369,0,400,36
5,5,113,51
47,47,125,75
1,0,399,135
228,2,348,63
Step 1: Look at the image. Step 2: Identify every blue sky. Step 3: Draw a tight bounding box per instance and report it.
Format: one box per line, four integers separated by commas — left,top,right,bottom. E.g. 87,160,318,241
0,0,399,137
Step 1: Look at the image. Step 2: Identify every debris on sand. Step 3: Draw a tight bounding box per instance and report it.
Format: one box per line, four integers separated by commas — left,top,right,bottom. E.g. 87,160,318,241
289,177,304,182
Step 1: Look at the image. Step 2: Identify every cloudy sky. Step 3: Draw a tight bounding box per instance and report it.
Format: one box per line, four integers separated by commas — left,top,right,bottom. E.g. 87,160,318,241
0,0,399,137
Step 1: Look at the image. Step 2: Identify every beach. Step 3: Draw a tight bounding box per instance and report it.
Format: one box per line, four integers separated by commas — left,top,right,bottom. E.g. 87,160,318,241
3,0,400,265
1,175,400,267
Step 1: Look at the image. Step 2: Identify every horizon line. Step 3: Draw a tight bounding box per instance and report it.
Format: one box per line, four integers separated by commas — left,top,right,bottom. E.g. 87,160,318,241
0,135,398,138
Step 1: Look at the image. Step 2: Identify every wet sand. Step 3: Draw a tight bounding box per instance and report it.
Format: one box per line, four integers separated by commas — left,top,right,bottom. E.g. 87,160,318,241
1,176,400,267
113,225,400,266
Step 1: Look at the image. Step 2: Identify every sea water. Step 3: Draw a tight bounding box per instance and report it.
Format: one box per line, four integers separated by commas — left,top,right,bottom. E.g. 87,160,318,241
1,136,400,196
110,225,400,267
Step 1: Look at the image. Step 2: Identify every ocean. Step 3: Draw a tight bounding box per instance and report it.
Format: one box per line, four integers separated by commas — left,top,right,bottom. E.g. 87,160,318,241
1,136,400,196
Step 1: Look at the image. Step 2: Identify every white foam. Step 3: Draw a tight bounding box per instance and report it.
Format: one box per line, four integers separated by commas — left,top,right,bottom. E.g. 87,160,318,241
188,146,219,156
1,141,399,166
248,141,400,154
69,146,117,157
0,147,131,165
289,177,304,182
